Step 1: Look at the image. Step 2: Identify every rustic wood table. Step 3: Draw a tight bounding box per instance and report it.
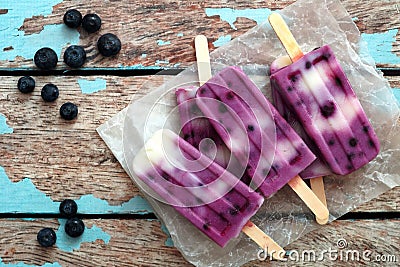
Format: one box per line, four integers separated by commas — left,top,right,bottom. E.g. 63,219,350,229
0,1,399,266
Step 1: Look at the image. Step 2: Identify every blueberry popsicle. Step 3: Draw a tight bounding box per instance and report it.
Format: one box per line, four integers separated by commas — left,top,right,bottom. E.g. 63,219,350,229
271,55,332,179
132,129,284,257
269,39,380,174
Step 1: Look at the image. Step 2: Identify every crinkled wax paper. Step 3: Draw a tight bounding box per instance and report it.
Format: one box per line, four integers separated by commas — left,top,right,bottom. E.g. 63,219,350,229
97,0,400,266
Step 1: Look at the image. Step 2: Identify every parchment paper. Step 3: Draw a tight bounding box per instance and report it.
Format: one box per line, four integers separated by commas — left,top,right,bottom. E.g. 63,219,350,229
97,0,400,266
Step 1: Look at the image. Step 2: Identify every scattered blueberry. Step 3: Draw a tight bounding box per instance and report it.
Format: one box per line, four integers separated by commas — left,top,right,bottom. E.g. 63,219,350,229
59,199,78,218
41,84,59,102
60,102,78,120
17,76,35,93
63,9,82,28
34,47,58,70
82,13,101,33
305,61,312,69
65,217,85,237
97,33,122,57
37,228,57,247
63,45,87,68
247,125,254,132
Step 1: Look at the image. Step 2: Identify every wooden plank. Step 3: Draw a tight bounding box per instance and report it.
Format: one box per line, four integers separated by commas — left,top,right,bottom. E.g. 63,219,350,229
0,75,399,214
1,0,400,69
0,218,399,266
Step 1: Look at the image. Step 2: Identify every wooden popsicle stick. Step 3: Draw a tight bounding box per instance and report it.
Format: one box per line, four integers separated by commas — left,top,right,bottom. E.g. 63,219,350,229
242,221,285,261
268,13,304,62
194,35,285,260
288,175,329,224
268,12,328,213
310,177,327,206
195,35,212,86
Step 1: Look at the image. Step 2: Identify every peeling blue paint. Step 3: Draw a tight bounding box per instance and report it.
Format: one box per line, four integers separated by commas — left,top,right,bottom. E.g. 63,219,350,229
0,114,13,134
56,219,111,252
155,60,169,65
392,88,400,104
177,33,184,37
361,29,400,64
117,64,161,70
0,0,79,61
0,259,61,267
160,224,174,247
157,40,171,46
78,78,107,94
205,8,272,30
0,165,153,214
212,35,232,47
141,53,147,58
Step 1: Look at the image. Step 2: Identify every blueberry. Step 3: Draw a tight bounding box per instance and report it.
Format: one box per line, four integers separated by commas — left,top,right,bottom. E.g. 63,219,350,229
320,101,336,118
17,76,35,93
349,138,358,147
37,228,57,247
63,45,86,68
65,217,85,237
41,84,59,102
305,61,312,69
34,47,58,70
82,13,101,33
226,91,235,100
63,9,82,28
97,33,121,57
369,139,376,148
229,207,239,216
247,125,254,132
60,102,78,120
59,199,78,218
335,76,342,87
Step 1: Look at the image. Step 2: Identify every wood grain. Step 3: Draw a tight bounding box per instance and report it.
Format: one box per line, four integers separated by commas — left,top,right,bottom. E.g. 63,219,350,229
0,218,398,266
0,75,399,212
1,0,400,69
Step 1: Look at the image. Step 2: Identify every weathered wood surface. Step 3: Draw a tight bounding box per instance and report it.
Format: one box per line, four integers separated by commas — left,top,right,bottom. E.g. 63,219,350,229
1,0,400,69
0,219,398,266
1,0,400,266
0,75,399,213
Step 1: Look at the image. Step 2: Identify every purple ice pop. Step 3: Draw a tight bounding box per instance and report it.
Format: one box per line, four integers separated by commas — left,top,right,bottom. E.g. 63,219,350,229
195,66,316,197
269,45,380,175
132,129,264,247
270,55,332,179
